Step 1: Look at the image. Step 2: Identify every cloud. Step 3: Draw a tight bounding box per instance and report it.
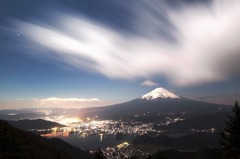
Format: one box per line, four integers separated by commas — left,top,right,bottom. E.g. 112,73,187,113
15,0,240,86
37,97,100,103
141,80,159,87
35,97,110,108
0,97,118,109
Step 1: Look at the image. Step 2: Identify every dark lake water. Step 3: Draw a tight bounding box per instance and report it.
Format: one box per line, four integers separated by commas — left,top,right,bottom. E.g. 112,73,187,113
57,134,135,150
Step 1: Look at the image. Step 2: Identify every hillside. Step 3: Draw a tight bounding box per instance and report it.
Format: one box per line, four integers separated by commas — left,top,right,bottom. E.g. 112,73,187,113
79,96,231,121
8,119,66,130
155,111,229,131
151,149,221,159
0,120,93,159
132,133,221,150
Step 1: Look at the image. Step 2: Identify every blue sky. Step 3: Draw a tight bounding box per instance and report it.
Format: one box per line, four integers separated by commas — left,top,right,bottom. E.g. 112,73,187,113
0,0,240,109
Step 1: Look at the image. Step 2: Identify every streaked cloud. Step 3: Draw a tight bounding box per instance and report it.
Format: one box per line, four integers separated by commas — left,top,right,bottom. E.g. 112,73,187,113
38,97,100,103
35,97,111,108
140,80,159,87
0,98,116,109
15,0,240,86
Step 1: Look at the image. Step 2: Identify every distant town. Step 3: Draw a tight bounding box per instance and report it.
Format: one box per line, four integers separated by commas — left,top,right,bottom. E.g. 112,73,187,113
34,116,217,158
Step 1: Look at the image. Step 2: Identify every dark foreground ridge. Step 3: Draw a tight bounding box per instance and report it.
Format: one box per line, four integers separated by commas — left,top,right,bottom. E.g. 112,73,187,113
132,133,220,150
0,120,93,159
8,118,66,130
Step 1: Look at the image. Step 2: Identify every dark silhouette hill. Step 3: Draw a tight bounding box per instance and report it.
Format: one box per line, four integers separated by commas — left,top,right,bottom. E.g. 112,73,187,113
151,149,221,159
132,133,220,150
0,120,93,159
155,111,229,131
8,119,65,130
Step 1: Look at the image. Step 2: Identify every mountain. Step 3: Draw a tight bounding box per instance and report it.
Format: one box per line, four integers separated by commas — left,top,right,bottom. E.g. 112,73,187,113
150,149,221,159
8,119,66,130
155,111,229,131
139,87,180,100
132,133,220,150
0,120,93,159
79,87,231,120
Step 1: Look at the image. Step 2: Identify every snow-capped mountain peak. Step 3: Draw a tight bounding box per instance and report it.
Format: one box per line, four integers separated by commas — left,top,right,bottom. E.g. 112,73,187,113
140,87,180,100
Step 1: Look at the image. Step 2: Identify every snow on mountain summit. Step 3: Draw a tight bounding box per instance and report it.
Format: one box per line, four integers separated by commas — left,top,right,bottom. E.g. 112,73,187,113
140,87,180,100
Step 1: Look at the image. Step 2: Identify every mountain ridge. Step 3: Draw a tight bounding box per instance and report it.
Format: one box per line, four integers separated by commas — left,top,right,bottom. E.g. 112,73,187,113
8,119,66,130
78,88,231,120
0,120,93,159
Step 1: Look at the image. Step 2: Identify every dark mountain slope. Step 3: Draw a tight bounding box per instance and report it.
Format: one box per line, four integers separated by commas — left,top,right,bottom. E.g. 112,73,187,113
79,88,231,120
8,119,65,130
156,111,230,130
81,98,231,120
132,133,220,150
151,149,221,159
0,120,93,159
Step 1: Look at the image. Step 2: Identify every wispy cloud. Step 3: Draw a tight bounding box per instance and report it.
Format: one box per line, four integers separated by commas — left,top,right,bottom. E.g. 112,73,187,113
0,97,117,109
15,0,240,86
35,97,110,108
140,80,159,87
38,97,100,103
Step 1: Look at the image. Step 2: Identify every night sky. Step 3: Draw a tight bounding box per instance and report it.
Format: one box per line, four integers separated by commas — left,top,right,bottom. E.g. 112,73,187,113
0,0,240,109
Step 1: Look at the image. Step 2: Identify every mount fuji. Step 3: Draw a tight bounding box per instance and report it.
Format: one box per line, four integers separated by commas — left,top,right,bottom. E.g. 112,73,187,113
139,87,180,100
80,87,231,120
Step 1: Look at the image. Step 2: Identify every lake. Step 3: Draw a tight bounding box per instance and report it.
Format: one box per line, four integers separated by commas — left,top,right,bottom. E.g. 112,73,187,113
57,133,135,150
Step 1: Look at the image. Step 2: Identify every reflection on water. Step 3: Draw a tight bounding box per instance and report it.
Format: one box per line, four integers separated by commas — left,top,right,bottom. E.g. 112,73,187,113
40,119,149,150
100,133,103,142
57,133,135,150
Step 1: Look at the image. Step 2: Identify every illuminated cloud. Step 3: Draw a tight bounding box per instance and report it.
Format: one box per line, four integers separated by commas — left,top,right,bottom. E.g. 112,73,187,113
16,0,240,86
140,80,159,87
0,98,117,109
35,97,110,108
38,97,100,103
